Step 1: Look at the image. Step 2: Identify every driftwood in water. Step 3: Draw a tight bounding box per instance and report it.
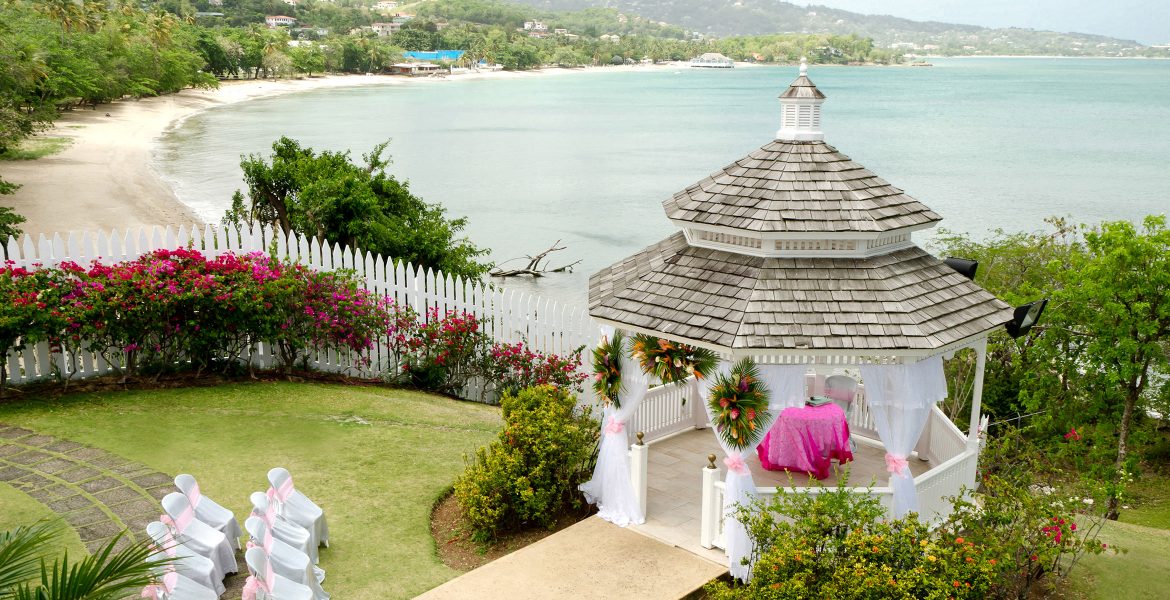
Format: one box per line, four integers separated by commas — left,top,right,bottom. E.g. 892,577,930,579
490,240,582,278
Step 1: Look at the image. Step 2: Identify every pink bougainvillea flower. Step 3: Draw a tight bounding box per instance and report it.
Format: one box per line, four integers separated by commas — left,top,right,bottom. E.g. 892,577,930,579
1064,427,1081,441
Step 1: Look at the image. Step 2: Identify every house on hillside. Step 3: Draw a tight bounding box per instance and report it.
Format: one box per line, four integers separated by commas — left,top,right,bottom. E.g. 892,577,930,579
265,15,296,28
600,34,621,43
371,22,401,37
373,0,398,11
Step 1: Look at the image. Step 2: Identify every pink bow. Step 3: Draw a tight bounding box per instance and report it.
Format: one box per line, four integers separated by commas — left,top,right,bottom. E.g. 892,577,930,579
723,454,748,474
884,453,909,475
242,576,261,600
188,481,202,509
141,571,177,599
604,416,625,435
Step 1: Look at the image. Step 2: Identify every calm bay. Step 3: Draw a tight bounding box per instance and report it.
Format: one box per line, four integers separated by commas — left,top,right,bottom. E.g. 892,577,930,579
155,58,1170,305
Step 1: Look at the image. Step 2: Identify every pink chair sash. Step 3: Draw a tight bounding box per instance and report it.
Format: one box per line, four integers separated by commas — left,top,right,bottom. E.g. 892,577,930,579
241,560,277,600
172,502,195,533
141,571,177,599
269,476,295,504
188,481,203,509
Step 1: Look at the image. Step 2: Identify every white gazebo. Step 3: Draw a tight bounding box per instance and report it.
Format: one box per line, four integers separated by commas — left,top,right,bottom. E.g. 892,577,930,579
580,59,1015,578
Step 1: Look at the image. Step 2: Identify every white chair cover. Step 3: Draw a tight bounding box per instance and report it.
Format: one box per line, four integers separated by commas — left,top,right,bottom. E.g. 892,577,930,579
267,468,329,549
250,491,318,564
146,520,225,595
175,474,243,551
578,353,650,527
859,355,949,518
140,567,219,600
245,516,328,599
243,547,314,600
161,492,238,578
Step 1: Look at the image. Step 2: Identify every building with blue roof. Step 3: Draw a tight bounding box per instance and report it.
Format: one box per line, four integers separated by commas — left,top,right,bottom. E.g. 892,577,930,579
402,50,465,62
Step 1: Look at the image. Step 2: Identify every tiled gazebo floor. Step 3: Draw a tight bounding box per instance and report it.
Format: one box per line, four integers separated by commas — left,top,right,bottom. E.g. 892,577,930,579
631,428,931,561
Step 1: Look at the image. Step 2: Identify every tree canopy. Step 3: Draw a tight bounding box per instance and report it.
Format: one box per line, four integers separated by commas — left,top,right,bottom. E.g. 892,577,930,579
225,137,491,281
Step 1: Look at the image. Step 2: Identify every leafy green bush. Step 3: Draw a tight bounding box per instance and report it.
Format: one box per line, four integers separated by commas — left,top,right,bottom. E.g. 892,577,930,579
454,385,597,542
706,486,995,600
708,429,1115,600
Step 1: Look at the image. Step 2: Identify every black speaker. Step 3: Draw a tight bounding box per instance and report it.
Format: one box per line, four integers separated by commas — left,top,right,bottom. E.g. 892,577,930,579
943,257,979,280
1005,298,1049,339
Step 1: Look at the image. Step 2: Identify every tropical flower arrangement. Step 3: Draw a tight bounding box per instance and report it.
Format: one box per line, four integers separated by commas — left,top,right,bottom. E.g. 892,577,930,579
591,330,626,407
630,333,719,386
709,358,770,450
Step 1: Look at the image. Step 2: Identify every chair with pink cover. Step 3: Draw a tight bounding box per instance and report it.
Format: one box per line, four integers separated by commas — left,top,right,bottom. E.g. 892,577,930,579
146,520,225,595
175,474,243,551
160,492,238,580
140,564,219,600
242,547,313,600
249,491,316,565
244,516,328,600
266,468,329,549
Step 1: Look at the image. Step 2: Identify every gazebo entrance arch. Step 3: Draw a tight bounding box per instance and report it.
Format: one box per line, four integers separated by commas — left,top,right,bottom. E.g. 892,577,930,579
582,60,1014,578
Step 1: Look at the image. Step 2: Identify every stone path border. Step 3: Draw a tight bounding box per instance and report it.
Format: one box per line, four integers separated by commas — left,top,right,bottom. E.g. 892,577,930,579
0,423,175,553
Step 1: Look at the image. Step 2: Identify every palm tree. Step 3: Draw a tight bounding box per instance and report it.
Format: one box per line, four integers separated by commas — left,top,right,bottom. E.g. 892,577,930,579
0,521,166,600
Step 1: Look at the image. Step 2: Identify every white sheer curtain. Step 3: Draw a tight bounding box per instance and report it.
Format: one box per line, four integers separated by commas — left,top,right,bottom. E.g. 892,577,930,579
696,361,805,582
859,356,948,518
579,353,651,527
757,364,808,410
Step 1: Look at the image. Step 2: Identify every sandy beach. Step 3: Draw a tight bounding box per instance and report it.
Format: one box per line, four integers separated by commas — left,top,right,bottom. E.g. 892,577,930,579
1,65,674,238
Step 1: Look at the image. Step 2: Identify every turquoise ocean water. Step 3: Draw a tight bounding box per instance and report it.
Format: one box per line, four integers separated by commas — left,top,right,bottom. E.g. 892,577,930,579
155,58,1170,305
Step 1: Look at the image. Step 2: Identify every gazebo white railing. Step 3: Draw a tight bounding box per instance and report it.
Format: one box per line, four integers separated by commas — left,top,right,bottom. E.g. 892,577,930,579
696,399,977,551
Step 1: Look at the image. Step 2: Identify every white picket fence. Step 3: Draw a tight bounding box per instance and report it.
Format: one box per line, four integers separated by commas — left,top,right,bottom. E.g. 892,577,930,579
2,224,604,403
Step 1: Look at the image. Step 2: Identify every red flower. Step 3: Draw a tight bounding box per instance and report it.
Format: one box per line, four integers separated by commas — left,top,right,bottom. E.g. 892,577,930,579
1064,427,1081,441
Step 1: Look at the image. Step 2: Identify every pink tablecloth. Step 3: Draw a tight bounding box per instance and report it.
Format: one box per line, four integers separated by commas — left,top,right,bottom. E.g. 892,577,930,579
757,403,853,480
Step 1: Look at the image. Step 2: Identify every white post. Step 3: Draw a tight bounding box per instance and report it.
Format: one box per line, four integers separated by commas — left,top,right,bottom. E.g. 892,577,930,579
629,432,649,519
968,337,988,448
700,455,718,549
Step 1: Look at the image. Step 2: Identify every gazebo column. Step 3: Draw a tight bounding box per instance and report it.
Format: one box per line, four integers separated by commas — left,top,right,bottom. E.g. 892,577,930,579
967,337,988,448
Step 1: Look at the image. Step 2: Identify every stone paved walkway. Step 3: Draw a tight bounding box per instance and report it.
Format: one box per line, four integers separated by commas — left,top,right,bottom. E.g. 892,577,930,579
0,423,176,552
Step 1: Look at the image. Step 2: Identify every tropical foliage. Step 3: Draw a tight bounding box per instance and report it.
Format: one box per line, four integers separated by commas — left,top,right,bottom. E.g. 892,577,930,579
707,430,1114,599
0,522,164,600
630,333,718,386
225,137,491,281
590,330,625,407
708,358,769,450
932,215,1170,519
454,385,598,542
0,249,391,384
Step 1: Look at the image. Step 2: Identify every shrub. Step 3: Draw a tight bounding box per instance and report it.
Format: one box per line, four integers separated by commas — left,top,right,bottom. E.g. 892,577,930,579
398,308,488,394
707,429,1115,600
484,341,588,398
4,250,391,379
453,385,598,542
391,308,588,403
706,485,996,600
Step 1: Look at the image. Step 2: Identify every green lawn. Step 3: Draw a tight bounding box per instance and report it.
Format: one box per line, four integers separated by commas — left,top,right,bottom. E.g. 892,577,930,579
1066,519,1170,600
0,383,502,599
0,481,86,558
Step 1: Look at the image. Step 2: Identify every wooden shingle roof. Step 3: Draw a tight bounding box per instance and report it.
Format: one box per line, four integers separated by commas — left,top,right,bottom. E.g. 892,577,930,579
662,141,942,234
588,232,1013,353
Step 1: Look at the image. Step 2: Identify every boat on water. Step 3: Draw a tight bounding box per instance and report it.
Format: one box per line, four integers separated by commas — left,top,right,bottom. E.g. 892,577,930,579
690,52,734,68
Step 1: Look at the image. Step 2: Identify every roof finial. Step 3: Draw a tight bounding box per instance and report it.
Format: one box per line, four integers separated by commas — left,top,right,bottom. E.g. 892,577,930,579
799,56,808,76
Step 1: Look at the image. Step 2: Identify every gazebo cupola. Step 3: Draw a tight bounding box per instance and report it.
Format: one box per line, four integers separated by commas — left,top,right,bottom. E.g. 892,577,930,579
776,57,825,142
665,58,942,262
